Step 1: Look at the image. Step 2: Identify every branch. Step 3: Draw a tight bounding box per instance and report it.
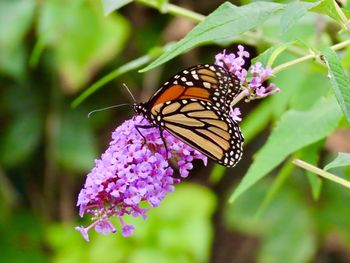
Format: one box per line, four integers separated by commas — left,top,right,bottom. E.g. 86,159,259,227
293,159,350,189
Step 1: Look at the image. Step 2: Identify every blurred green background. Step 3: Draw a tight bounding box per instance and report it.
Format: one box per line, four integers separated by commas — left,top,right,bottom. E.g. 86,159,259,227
1,0,350,262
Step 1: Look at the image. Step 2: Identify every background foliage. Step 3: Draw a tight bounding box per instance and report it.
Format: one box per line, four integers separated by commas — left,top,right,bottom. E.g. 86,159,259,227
1,0,350,262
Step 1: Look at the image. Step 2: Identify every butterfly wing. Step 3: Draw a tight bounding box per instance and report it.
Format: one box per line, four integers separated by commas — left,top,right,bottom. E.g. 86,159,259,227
151,99,244,167
147,64,241,111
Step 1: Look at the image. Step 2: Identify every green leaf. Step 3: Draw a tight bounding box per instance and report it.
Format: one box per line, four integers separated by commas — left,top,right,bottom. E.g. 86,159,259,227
280,1,321,34
324,152,350,171
229,97,342,203
322,47,350,125
0,212,48,263
346,0,350,10
226,181,315,263
0,0,35,78
258,188,315,263
299,141,323,199
290,67,330,111
141,1,283,72
101,0,133,15
241,99,273,144
271,62,310,119
252,42,295,67
341,46,350,71
38,0,130,92
209,165,226,184
55,110,97,172
317,181,350,241
0,114,42,167
255,159,295,219
72,45,168,107
311,0,344,24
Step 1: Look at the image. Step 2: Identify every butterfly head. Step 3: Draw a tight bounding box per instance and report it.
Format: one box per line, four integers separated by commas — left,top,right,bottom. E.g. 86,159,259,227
132,103,147,115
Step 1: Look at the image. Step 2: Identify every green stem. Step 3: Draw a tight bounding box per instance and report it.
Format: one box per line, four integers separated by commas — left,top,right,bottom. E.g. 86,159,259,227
272,53,315,74
333,0,350,31
272,38,350,74
136,0,205,22
244,32,308,58
165,2,205,22
293,159,350,189
330,38,350,50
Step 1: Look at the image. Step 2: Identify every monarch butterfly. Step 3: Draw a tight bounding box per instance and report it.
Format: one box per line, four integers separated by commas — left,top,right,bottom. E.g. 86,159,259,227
133,64,244,167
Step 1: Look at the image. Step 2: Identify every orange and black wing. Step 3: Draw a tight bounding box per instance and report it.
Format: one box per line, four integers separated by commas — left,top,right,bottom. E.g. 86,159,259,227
147,64,241,111
150,99,244,167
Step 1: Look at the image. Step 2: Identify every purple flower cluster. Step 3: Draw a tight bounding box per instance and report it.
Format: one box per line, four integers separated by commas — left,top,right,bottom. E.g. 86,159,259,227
215,46,280,99
75,46,279,242
76,116,207,241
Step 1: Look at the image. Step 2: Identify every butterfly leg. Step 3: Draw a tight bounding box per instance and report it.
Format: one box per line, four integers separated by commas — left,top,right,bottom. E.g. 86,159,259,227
134,124,169,159
158,128,170,159
134,124,155,143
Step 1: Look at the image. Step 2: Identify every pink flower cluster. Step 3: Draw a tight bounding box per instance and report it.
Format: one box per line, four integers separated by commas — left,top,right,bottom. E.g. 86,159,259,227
215,46,280,99
76,116,207,241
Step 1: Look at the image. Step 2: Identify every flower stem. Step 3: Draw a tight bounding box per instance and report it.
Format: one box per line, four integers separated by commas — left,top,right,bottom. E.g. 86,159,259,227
272,38,350,74
230,89,250,107
272,53,315,74
293,159,350,189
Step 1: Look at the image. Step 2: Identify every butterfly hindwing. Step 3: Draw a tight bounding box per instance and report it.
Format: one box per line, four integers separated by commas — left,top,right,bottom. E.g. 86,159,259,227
154,99,244,167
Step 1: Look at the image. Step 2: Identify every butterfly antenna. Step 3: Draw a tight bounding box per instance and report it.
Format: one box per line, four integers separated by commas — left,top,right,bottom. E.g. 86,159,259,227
123,83,136,103
88,103,131,118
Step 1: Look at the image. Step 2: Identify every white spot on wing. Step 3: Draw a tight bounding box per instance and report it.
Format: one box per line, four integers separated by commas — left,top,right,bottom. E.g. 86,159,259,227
203,82,211,88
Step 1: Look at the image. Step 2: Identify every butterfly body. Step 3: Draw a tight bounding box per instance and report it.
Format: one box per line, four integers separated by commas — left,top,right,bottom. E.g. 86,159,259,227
133,64,244,167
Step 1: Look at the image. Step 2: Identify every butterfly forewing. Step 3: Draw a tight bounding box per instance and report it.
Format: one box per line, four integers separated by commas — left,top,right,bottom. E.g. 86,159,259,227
147,64,241,111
